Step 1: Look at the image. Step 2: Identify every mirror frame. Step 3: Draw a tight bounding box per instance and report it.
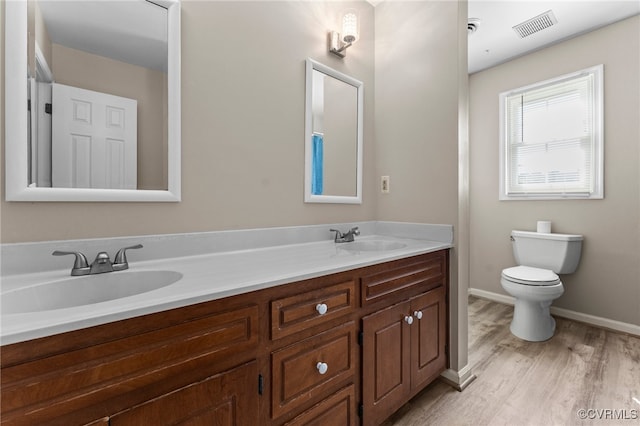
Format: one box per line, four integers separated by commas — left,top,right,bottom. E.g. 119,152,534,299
304,58,363,204
5,0,181,202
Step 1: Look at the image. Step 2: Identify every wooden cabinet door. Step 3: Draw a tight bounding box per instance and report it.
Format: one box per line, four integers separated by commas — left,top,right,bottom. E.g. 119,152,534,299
110,361,259,426
410,287,447,390
361,301,411,426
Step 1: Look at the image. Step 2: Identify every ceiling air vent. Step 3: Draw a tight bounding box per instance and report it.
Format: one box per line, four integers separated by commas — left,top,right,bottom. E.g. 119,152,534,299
513,10,557,38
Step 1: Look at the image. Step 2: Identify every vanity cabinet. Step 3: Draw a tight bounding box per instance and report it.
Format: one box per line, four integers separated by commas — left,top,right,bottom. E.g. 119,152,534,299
0,249,448,426
360,250,448,426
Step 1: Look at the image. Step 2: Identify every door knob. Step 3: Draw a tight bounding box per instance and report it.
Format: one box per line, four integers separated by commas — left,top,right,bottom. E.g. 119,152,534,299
414,310,423,320
404,315,414,325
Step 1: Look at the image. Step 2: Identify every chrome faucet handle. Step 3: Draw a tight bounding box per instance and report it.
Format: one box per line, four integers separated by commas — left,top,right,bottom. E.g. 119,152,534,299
350,227,360,236
52,250,90,276
113,244,143,271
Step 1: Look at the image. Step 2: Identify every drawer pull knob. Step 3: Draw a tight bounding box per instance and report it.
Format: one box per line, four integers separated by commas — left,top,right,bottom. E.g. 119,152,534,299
316,303,328,315
414,310,423,320
316,362,329,375
404,315,414,325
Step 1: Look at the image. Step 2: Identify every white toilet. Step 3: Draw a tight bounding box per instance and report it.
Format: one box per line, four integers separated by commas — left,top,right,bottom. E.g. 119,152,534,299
501,230,583,342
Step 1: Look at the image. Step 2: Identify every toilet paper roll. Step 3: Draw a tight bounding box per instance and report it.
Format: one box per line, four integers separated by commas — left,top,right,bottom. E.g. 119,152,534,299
537,221,551,233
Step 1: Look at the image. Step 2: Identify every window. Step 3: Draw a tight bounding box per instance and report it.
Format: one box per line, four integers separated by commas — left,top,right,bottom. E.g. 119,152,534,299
499,65,603,200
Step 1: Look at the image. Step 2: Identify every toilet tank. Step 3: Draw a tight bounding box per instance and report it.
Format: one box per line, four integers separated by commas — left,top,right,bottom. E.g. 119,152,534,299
511,230,583,274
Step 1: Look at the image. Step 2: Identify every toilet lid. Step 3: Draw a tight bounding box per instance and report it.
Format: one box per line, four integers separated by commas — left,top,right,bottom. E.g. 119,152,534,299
502,266,560,286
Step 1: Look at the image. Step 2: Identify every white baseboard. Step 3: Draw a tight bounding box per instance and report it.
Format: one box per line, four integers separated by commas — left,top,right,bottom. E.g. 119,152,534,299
468,288,640,337
440,365,477,391
469,288,515,306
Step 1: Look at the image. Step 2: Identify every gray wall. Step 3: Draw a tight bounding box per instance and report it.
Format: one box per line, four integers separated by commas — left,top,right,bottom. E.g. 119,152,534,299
374,0,468,373
1,1,377,242
469,16,640,326
374,1,460,226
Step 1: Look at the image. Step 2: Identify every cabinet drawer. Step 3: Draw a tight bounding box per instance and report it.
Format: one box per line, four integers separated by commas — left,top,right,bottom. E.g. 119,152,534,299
1,305,259,425
271,280,356,340
284,384,356,426
272,322,356,419
110,361,258,426
361,251,446,306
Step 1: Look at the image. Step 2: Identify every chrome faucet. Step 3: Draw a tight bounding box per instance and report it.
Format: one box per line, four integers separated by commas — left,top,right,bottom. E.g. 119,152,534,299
53,244,143,276
330,227,360,243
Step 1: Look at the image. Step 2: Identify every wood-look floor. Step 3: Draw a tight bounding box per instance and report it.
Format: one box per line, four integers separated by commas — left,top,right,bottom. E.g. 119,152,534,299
384,296,640,426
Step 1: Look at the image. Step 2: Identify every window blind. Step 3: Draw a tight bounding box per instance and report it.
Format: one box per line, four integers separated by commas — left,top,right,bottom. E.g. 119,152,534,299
504,72,596,196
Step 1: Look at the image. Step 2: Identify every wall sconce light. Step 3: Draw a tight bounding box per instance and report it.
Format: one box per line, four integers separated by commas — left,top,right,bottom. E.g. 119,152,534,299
329,10,359,58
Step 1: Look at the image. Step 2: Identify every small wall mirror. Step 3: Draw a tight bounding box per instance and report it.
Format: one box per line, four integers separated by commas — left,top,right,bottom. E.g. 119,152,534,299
5,0,181,202
304,59,363,204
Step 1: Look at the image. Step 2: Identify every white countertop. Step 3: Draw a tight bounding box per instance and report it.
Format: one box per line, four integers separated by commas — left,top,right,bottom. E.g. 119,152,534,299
1,223,452,345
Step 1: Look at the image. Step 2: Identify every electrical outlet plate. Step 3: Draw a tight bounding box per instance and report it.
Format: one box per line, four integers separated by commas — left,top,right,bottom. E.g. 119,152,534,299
381,176,390,193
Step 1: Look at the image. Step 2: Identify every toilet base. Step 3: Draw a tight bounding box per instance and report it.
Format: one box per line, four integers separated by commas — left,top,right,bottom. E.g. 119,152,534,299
510,299,556,342
501,278,564,342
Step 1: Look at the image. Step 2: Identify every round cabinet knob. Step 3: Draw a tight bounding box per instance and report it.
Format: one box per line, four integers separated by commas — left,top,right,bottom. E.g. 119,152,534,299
404,315,414,325
316,362,329,375
414,310,423,320
316,303,328,315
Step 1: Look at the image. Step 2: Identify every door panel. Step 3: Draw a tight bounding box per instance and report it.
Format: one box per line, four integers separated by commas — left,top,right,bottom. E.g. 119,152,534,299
362,301,410,426
52,83,137,189
411,287,447,389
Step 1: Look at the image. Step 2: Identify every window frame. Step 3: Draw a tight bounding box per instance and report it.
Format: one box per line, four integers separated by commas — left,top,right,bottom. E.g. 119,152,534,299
498,64,604,200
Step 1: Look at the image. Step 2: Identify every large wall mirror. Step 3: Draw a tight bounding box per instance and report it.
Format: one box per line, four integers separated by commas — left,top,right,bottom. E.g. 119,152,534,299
304,59,363,204
5,0,181,202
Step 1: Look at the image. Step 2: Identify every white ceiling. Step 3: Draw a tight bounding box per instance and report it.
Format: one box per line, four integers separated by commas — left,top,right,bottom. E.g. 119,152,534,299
37,0,168,72
38,1,639,75
468,0,640,74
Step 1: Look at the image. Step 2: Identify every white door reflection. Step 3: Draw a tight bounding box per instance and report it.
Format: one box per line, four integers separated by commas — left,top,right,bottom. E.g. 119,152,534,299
51,83,137,189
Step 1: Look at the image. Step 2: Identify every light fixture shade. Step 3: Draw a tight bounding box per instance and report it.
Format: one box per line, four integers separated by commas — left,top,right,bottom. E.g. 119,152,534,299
342,10,358,44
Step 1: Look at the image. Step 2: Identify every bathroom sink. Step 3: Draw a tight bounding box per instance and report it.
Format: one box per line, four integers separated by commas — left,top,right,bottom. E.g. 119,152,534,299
1,270,183,314
340,239,407,252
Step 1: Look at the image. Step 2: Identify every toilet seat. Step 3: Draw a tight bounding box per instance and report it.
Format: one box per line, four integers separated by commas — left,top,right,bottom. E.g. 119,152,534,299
501,266,560,286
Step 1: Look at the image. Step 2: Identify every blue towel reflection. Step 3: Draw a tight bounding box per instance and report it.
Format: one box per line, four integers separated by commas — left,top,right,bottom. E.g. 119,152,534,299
312,133,324,195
